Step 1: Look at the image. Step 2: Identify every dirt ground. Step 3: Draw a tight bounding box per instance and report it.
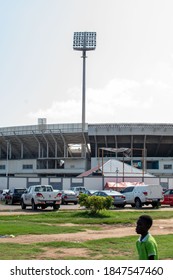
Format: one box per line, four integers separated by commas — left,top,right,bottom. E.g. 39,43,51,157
0,205,173,259
0,218,173,244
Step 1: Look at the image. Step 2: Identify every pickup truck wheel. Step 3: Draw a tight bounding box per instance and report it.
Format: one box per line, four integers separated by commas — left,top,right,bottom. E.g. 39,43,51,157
21,199,26,210
53,205,60,211
32,200,37,210
135,198,142,208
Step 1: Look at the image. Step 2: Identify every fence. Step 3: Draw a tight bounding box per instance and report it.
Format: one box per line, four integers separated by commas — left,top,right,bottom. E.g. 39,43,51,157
0,175,172,190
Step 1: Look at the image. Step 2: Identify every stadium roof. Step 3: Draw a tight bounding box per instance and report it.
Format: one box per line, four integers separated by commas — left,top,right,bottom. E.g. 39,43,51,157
1,122,173,159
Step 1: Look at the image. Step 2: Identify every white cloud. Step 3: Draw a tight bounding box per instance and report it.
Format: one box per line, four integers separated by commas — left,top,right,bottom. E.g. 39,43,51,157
143,79,171,90
28,77,173,124
28,99,81,123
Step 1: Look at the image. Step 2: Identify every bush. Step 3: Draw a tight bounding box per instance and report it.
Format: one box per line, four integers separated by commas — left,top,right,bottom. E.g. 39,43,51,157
78,193,90,208
79,194,113,214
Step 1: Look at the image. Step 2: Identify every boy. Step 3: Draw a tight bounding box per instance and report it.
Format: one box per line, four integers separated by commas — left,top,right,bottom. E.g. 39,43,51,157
136,215,158,260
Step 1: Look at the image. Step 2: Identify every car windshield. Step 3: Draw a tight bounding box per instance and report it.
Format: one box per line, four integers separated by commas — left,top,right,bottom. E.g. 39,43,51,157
121,187,134,193
63,191,75,195
35,186,52,192
14,189,26,194
103,191,120,195
164,190,170,195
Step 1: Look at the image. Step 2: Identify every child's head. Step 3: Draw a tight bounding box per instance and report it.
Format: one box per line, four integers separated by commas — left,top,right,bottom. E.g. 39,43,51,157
136,215,153,235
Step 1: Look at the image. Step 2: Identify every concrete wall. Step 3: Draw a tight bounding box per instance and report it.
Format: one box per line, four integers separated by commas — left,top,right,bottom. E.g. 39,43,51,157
0,175,170,191
0,159,37,174
65,159,87,169
0,158,87,176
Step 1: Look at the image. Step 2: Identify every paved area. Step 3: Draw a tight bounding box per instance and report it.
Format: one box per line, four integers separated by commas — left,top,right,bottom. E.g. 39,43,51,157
0,201,173,213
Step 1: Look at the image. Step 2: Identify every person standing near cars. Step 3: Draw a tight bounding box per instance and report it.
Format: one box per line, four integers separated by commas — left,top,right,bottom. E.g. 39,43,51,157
136,215,158,260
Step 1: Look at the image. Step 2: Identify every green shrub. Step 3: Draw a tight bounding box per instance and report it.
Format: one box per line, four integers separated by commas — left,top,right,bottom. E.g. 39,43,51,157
79,194,113,214
78,193,90,208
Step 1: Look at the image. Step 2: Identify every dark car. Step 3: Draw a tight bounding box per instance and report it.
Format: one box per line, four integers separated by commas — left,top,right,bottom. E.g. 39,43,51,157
5,188,26,205
92,190,126,207
83,189,99,196
161,189,173,206
61,190,78,205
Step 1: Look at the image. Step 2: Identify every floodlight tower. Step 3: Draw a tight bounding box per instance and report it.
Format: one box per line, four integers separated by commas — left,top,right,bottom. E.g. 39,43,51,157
73,32,96,132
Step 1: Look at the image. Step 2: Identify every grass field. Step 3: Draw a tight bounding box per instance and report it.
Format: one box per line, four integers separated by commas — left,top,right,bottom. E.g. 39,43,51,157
0,210,173,260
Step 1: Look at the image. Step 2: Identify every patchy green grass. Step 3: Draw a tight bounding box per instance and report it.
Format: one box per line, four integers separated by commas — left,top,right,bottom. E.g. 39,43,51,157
0,209,173,226
0,221,95,236
0,235,173,260
0,243,43,260
0,210,173,259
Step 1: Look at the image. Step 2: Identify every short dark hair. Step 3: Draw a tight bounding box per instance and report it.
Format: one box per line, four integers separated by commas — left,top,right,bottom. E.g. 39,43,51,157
139,215,153,229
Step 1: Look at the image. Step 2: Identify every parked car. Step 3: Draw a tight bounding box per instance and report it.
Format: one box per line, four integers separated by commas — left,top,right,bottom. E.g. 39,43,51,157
83,189,99,196
120,184,163,208
0,189,9,201
5,188,26,204
92,190,126,207
161,189,173,206
21,185,62,210
71,186,86,196
61,190,78,205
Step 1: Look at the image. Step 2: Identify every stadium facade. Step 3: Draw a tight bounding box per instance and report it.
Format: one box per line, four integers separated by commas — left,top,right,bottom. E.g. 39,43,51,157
1,120,173,184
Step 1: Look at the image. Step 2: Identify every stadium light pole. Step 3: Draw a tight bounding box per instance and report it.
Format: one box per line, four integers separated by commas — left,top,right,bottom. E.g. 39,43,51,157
6,140,10,189
73,32,96,132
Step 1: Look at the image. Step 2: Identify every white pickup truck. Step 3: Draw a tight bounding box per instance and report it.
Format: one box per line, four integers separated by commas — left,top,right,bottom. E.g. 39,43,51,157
21,185,62,210
121,184,163,208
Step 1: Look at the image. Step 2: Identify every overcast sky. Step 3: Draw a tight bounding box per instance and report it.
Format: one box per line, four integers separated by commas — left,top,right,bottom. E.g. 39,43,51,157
1,0,173,127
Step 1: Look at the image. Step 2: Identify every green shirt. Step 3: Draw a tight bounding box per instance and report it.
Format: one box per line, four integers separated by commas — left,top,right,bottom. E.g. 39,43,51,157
136,233,158,260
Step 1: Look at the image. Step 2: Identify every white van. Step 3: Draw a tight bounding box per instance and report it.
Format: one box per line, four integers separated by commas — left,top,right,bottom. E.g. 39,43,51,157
121,184,163,208
71,186,86,196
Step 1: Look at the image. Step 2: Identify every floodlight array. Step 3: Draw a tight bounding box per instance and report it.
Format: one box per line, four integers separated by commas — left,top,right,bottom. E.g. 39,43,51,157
73,32,96,51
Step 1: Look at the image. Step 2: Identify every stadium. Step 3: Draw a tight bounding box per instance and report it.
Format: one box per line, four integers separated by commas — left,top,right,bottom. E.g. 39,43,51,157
1,119,173,190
